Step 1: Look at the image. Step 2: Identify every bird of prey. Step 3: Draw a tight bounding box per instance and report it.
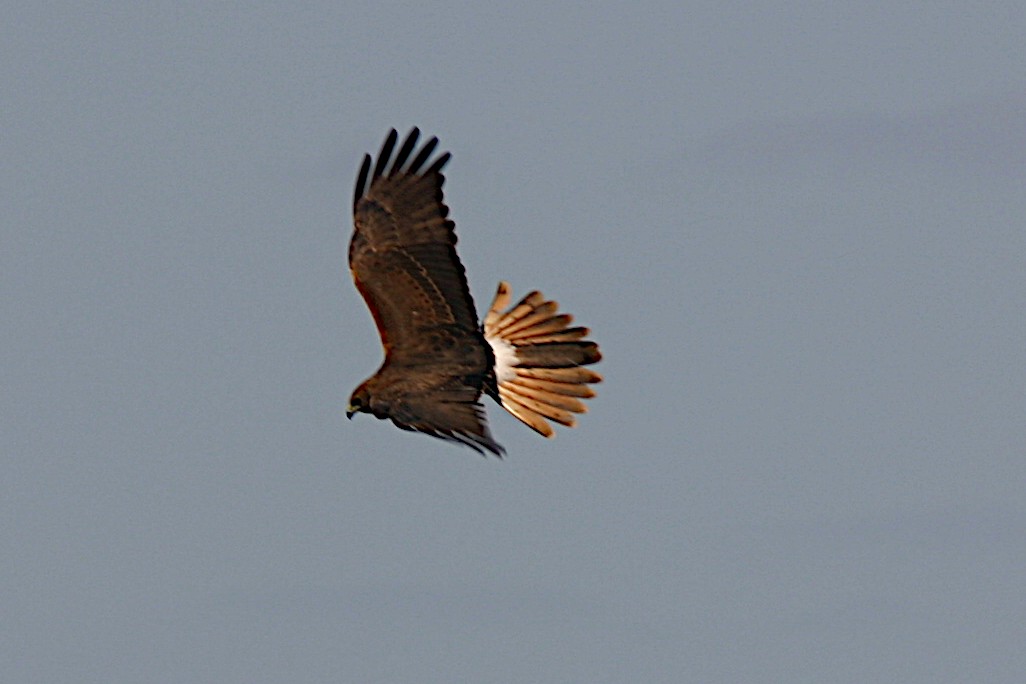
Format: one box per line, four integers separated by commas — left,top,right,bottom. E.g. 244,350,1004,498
346,128,601,456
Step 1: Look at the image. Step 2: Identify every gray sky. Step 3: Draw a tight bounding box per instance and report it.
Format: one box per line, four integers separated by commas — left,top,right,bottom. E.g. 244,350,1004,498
3,2,1025,682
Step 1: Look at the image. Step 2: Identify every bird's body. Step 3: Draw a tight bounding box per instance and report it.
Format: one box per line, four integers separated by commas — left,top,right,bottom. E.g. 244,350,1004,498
346,128,601,456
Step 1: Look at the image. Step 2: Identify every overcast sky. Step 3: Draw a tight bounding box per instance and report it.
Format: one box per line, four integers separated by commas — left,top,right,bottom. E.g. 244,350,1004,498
3,2,1025,682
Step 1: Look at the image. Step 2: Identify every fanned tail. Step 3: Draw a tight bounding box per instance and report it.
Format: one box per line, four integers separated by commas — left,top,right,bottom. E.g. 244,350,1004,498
483,282,602,438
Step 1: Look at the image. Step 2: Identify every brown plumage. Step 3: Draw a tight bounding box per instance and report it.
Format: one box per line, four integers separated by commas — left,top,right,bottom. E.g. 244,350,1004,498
346,128,601,456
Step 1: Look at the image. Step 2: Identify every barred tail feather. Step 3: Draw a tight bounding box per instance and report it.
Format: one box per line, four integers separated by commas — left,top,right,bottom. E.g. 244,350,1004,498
484,281,602,438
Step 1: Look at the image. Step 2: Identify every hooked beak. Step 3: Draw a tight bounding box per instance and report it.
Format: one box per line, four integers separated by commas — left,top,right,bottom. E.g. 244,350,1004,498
346,408,355,420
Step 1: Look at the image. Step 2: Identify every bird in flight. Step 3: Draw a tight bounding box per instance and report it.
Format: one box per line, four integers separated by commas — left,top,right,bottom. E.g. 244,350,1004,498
346,128,602,456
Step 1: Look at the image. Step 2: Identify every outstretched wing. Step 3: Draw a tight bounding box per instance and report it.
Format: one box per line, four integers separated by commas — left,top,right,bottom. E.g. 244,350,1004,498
389,385,504,457
349,127,482,367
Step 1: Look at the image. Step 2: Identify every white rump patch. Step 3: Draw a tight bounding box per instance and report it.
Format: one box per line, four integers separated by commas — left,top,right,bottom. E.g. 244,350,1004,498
486,334,518,384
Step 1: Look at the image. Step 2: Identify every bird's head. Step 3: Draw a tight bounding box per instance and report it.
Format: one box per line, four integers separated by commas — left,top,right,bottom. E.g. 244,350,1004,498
346,384,369,419
346,382,378,420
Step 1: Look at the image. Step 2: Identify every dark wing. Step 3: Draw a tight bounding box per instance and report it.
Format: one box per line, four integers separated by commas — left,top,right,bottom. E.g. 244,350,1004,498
350,127,482,366
349,129,500,455
389,384,505,457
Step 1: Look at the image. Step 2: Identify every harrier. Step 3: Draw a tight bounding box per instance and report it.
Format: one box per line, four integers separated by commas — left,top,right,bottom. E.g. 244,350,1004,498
346,128,602,456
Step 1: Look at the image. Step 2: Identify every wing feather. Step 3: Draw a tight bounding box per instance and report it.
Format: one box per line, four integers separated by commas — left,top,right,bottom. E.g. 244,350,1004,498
350,128,481,363
353,154,371,213
407,136,439,174
372,129,398,180
390,126,420,175
390,389,504,457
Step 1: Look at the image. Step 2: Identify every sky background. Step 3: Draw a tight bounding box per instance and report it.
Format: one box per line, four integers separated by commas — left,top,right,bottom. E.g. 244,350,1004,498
3,2,1025,682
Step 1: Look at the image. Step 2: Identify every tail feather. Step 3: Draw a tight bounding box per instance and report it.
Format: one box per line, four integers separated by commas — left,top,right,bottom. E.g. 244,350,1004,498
482,281,512,330
511,326,590,344
505,314,573,341
496,388,556,437
484,281,602,438
512,343,599,368
506,379,588,413
510,375,596,398
497,301,559,337
517,366,603,384
499,385,577,426
491,292,547,334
